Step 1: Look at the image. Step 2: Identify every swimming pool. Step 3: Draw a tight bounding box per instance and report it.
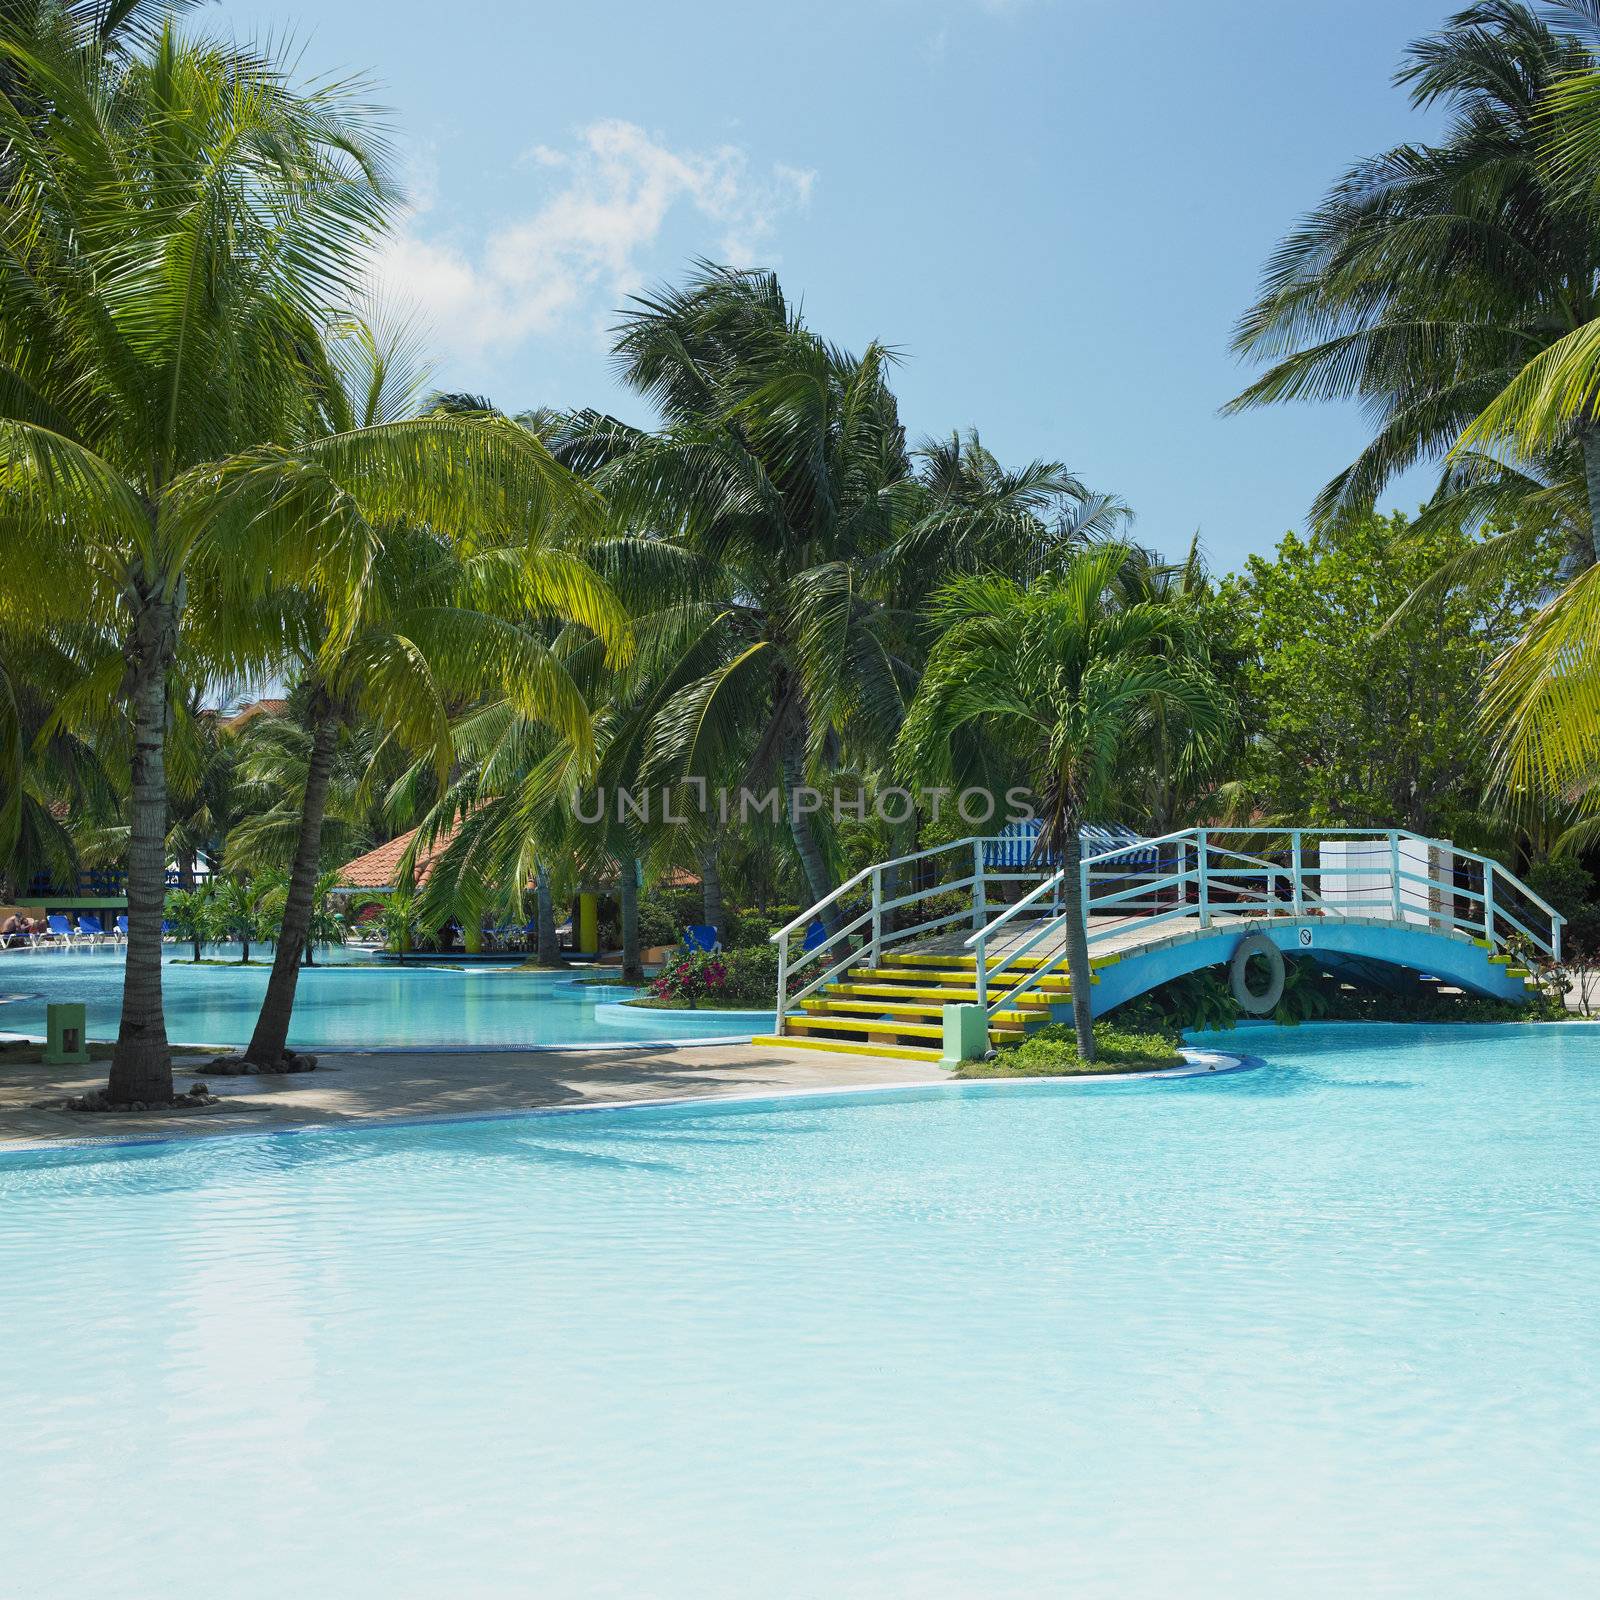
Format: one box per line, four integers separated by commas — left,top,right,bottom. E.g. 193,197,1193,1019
0,945,773,1049
2,1021,1596,1597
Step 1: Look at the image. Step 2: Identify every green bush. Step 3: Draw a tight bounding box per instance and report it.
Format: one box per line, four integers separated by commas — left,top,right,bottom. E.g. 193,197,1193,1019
1112,954,1570,1033
635,895,678,947
721,907,775,949
722,944,786,1003
958,1021,1183,1078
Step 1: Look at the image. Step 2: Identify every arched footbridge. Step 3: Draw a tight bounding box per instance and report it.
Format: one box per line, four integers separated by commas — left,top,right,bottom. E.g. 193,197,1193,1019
754,827,1564,1063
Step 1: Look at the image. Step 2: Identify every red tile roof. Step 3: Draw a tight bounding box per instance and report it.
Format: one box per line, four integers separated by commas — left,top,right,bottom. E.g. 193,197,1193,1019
220,697,289,733
335,822,461,891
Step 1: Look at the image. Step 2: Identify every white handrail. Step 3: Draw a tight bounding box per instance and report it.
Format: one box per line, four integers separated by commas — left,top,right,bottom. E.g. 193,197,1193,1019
771,824,1566,1034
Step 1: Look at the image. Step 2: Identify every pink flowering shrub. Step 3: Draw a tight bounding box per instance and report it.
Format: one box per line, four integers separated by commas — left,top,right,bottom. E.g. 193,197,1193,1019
650,950,729,1007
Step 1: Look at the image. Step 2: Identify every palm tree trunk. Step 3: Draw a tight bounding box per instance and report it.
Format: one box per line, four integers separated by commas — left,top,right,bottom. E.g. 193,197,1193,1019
698,841,723,936
1060,813,1097,1063
535,869,561,965
781,718,836,922
108,602,176,1106
1581,427,1600,564
619,852,643,983
241,712,339,1068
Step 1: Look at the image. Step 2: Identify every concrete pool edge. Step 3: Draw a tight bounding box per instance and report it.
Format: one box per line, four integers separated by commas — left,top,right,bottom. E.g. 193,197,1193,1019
0,1046,1255,1155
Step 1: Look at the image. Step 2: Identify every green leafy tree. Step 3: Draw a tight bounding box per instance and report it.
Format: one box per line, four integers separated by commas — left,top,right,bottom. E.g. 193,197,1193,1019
1211,510,1561,835
896,546,1232,1061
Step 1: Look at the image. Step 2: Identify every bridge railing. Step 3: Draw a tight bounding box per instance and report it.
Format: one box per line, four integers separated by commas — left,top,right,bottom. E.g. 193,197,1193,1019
969,827,1564,1026
769,834,1059,1035
772,825,1565,1035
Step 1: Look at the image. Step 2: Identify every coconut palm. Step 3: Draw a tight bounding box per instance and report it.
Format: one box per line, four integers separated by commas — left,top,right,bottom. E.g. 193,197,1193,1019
1227,2,1600,558
558,265,914,916
203,341,623,1073
0,28,604,1102
890,429,1130,591
895,547,1232,1061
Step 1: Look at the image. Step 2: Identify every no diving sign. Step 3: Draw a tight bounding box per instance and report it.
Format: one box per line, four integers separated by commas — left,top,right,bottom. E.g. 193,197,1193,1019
1298,927,1314,948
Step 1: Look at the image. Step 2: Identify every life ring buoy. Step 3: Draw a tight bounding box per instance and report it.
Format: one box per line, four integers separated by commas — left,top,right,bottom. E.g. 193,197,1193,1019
1229,933,1285,1014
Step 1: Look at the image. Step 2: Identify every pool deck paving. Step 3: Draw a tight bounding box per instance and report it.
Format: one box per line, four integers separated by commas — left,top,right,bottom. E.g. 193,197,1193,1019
0,1041,952,1146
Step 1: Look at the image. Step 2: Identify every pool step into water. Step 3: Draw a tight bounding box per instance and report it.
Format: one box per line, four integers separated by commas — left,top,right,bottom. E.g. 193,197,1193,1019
754,948,1095,1062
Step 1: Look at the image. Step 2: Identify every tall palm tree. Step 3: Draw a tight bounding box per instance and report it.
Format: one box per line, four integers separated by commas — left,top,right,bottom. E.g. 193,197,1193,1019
559,265,913,917
0,25,602,1102
206,343,622,1072
1228,1,1600,559
896,547,1232,1061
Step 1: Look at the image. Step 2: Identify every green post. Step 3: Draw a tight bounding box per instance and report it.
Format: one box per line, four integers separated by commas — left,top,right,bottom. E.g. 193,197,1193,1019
578,892,599,954
45,1002,90,1066
942,1003,989,1068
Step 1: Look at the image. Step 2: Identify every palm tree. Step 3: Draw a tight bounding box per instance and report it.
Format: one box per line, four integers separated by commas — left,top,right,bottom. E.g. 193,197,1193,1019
1225,2,1600,840
559,265,913,917
895,547,1232,1061
1227,1,1600,560
210,344,622,1073
890,429,1130,590
0,28,600,1102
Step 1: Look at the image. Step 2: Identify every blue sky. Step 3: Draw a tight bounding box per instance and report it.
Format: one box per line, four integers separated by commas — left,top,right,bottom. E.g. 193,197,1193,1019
215,0,1454,570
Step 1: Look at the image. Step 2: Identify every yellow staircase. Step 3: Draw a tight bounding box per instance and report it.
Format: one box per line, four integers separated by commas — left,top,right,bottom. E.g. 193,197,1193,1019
753,949,1110,1062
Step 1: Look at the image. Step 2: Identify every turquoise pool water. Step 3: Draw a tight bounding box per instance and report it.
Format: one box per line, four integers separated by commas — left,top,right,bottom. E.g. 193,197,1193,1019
0,945,772,1048
3,1024,1597,1595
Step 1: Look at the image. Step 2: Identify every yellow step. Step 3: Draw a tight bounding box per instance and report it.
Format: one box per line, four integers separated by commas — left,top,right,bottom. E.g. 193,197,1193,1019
825,981,1063,1005
788,1014,1025,1043
802,997,1050,1027
751,1034,942,1063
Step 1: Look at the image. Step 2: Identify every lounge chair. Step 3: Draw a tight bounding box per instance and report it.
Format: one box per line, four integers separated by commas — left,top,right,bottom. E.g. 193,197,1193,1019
114,914,130,942
683,924,721,953
77,913,106,946
161,919,175,942
45,913,79,949
802,920,828,954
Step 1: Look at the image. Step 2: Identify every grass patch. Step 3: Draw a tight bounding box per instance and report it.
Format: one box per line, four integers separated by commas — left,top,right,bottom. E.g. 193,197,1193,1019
168,957,272,966
955,1021,1183,1079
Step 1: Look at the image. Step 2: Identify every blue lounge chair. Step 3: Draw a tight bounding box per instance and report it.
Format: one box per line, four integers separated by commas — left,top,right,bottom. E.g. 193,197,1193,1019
114,914,130,941
802,920,828,953
683,924,720,953
46,913,78,948
77,913,106,946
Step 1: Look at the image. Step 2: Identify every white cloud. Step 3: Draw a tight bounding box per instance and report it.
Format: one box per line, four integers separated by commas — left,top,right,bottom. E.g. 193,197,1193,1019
370,120,816,361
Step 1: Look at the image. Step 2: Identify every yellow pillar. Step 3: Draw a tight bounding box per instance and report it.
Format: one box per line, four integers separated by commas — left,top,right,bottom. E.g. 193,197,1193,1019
578,891,599,954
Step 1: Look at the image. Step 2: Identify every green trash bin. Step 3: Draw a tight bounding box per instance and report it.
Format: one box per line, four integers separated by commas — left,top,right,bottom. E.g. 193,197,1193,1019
45,1002,90,1066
